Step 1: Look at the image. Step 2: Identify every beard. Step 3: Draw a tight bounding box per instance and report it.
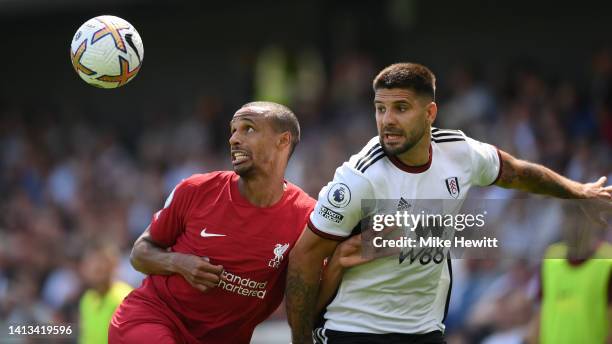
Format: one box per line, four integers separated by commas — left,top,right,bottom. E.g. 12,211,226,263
233,161,255,178
379,124,427,156
234,166,255,179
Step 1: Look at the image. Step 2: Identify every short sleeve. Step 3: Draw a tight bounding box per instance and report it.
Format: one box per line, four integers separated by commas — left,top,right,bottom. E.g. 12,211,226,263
308,163,374,240
466,136,502,186
149,179,193,247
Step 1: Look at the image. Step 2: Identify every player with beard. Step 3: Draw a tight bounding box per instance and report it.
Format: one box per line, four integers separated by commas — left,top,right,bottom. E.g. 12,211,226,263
286,63,612,344
108,101,316,343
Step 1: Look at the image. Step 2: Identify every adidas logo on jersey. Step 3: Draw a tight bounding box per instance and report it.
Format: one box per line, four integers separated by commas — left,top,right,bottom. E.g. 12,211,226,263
397,197,411,211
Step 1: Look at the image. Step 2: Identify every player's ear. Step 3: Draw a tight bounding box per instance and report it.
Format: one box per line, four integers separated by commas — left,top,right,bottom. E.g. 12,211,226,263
277,131,291,151
425,101,437,124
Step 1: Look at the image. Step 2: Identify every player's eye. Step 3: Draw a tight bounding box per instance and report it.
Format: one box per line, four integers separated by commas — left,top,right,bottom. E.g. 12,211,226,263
398,105,408,112
376,106,386,113
246,126,255,133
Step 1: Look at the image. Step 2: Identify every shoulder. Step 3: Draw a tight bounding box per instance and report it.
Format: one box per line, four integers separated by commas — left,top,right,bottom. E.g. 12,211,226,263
177,171,233,193
165,172,232,208
431,127,467,144
431,127,491,160
317,138,378,200
79,290,95,307
182,171,232,186
544,242,568,259
349,136,385,174
596,243,612,260
110,281,133,299
432,127,498,152
431,127,471,154
102,281,133,305
285,182,316,213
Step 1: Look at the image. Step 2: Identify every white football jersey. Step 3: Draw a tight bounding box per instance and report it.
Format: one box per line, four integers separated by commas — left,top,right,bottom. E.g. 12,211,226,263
309,127,501,334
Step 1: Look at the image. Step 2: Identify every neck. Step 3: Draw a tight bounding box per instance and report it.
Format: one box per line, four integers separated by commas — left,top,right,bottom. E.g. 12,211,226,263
238,167,286,207
567,238,599,261
94,280,112,296
395,133,431,166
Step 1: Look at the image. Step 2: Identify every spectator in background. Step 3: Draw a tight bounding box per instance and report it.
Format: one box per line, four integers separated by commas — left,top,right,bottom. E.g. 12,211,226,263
79,242,132,344
0,39,611,343
526,203,612,344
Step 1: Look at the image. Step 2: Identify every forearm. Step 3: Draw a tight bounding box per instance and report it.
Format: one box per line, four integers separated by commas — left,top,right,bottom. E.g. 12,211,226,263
130,238,184,275
496,151,584,198
286,227,340,343
316,256,344,315
286,252,324,344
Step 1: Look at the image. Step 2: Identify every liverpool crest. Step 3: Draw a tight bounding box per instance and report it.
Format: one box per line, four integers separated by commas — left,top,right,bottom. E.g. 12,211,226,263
268,243,290,268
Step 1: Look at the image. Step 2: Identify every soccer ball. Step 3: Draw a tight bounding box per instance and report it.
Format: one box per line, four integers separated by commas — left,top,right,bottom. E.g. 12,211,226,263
70,15,144,88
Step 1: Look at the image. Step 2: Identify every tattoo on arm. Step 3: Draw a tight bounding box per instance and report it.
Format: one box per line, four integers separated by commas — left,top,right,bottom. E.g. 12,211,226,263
496,150,583,198
286,228,339,344
286,267,318,344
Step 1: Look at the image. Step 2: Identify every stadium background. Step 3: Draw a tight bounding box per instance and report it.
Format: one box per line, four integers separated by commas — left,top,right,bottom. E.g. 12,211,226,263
1,0,611,342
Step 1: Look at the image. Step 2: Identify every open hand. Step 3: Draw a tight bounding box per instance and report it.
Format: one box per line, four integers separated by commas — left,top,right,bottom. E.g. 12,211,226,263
579,176,612,227
582,176,612,200
334,234,373,268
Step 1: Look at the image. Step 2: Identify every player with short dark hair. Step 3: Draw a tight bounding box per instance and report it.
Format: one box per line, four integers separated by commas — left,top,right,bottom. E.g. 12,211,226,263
108,101,315,343
286,62,612,344
373,63,436,101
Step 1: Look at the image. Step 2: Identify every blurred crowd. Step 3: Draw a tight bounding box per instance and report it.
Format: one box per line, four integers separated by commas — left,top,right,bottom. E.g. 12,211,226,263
1,46,611,343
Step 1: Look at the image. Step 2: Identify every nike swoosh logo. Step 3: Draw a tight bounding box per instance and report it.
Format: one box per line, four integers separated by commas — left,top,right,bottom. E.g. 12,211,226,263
200,228,226,238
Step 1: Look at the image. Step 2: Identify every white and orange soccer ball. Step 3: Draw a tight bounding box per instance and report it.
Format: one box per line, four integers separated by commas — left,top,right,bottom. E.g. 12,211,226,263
70,15,144,88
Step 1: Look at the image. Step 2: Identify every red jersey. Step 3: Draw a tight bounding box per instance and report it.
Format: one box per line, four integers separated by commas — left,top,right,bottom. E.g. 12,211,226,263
117,171,314,343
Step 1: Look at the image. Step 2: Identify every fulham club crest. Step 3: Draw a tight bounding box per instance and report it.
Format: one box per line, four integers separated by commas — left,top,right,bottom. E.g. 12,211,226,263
445,177,460,199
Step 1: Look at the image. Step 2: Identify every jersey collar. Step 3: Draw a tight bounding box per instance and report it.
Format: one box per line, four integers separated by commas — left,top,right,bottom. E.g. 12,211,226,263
387,145,432,173
230,172,290,209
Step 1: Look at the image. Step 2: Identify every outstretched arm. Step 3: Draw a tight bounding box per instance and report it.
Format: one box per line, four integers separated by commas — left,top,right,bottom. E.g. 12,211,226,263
495,150,612,199
130,226,223,293
286,226,339,344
